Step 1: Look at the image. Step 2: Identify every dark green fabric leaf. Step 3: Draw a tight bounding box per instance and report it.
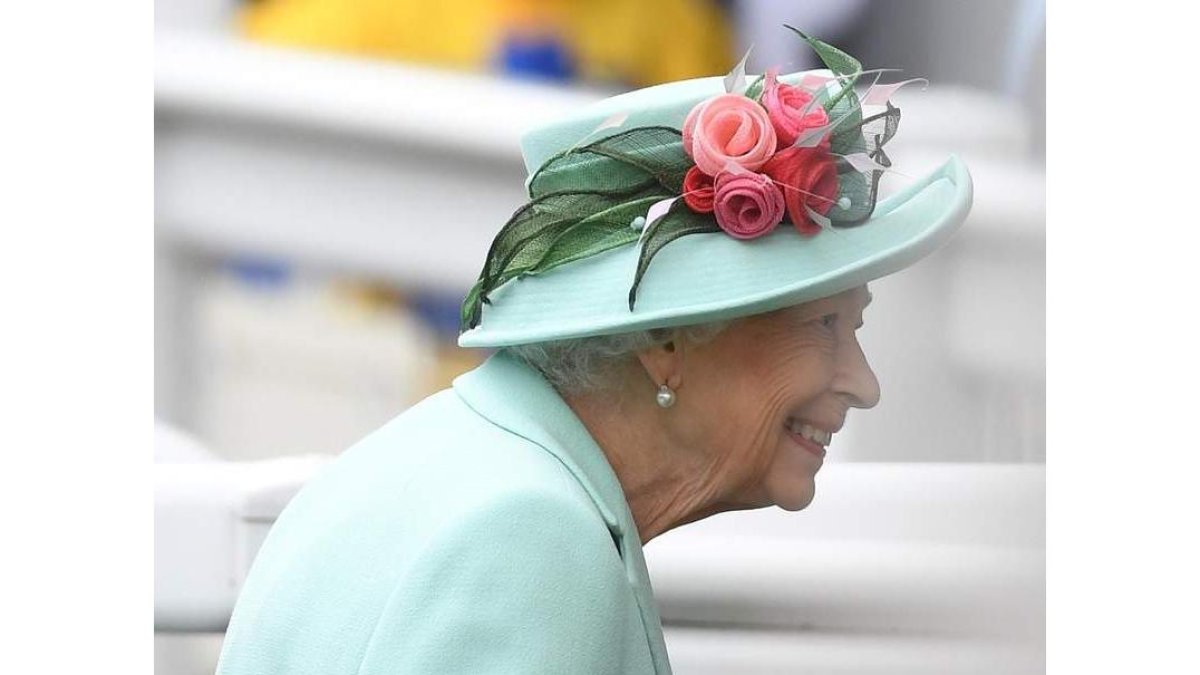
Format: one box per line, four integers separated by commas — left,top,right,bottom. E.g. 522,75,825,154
530,155,657,198
527,194,665,275
461,278,486,330
785,25,861,78
481,190,614,290
784,25,862,111
627,201,720,310
488,186,664,288
460,186,670,331
528,126,691,198
460,126,696,330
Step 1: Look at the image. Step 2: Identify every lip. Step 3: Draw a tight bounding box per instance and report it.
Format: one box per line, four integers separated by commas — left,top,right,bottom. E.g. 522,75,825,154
785,426,827,460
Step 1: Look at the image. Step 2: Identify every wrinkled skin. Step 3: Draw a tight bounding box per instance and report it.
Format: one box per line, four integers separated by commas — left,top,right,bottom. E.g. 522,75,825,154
571,285,881,542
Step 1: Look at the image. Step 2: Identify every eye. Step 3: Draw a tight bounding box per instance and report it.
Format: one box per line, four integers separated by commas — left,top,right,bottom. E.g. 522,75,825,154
818,313,838,329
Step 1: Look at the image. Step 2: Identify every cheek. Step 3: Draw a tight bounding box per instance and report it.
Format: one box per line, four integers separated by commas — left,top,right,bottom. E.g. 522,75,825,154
737,336,836,503
681,323,837,497
692,374,778,463
726,343,835,476
759,333,838,407
675,355,785,486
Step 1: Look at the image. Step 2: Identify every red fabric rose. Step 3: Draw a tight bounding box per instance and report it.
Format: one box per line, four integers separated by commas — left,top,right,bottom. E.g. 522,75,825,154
761,144,840,236
760,67,831,150
682,166,715,213
712,170,786,239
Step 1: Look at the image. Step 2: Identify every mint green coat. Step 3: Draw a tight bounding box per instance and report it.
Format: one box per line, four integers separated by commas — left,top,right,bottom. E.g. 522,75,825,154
215,350,672,674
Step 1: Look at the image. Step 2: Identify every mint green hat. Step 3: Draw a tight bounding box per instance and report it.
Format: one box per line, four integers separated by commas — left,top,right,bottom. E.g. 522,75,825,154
458,29,973,349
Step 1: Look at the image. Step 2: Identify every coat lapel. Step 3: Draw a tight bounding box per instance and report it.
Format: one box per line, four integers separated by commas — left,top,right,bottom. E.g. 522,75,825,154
453,350,671,673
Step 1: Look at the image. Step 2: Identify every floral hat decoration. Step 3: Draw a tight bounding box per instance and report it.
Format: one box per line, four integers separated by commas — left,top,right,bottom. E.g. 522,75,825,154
458,27,973,347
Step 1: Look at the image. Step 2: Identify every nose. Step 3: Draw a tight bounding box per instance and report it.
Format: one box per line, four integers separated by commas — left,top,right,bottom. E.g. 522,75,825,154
838,334,881,409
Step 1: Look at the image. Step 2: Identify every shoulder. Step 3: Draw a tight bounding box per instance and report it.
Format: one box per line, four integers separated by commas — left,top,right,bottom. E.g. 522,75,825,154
342,387,565,479
267,387,612,565
330,387,595,513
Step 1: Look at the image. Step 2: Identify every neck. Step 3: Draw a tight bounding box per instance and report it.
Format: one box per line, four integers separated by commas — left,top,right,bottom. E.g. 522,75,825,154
566,382,724,545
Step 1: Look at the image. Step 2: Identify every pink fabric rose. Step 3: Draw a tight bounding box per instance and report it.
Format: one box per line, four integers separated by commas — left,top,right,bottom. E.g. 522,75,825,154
761,145,840,236
712,170,785,239
760,67,831,149
682,93,777,176
681,166,715,213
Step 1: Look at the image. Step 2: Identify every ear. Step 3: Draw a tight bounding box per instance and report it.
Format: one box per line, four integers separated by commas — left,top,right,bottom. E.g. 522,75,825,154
634,331,686,391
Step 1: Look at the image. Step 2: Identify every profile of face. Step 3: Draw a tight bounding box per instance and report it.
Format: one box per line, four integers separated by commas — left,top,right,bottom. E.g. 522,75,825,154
642,285,880,512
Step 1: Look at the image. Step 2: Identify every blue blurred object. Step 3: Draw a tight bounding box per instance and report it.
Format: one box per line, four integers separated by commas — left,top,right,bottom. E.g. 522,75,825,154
1002,0,1045,98
227,256,291,289
496,31,575,82
409,289,470,339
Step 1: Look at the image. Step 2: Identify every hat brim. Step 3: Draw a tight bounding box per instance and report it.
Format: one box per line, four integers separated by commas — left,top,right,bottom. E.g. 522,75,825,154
459,153,972,348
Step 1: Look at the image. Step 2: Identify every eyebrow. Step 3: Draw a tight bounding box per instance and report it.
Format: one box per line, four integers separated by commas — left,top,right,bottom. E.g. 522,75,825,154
863,291,874,308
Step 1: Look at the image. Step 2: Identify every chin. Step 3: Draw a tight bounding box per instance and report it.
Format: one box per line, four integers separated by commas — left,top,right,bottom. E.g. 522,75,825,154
763,437,821,511
773,486,816,511
764,472,817,511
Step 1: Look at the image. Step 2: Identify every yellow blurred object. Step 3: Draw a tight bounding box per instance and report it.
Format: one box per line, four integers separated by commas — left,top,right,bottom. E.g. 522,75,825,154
239,0,734,86
240,0,500,69
561,0,734,86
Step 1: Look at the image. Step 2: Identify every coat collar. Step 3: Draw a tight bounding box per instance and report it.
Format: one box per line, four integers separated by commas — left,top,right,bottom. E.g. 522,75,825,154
452,350,671,673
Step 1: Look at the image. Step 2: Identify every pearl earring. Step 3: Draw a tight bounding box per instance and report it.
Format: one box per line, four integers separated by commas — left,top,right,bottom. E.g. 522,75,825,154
655,384,676,408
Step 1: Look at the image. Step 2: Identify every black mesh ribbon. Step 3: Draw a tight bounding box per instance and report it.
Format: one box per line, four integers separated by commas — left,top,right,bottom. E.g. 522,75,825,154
785,24,902,228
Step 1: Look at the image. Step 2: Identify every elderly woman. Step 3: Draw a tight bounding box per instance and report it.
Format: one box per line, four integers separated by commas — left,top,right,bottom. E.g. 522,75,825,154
216,31,971,675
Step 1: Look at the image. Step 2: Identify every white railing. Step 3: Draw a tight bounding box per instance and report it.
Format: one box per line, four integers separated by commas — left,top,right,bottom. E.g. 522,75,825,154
154,436,1044,672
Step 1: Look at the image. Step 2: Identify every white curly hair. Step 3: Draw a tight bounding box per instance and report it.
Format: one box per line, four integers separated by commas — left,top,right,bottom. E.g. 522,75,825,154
505,321,729,395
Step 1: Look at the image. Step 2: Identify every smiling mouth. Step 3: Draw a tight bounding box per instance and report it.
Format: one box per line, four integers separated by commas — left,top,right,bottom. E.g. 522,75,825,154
784,418,831,459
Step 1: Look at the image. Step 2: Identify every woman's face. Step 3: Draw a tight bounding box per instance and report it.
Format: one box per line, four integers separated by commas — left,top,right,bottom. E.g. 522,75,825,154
669,285,880,511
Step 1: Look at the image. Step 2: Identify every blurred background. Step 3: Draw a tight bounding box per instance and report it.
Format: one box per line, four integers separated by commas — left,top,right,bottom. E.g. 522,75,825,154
155,0,1045,673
